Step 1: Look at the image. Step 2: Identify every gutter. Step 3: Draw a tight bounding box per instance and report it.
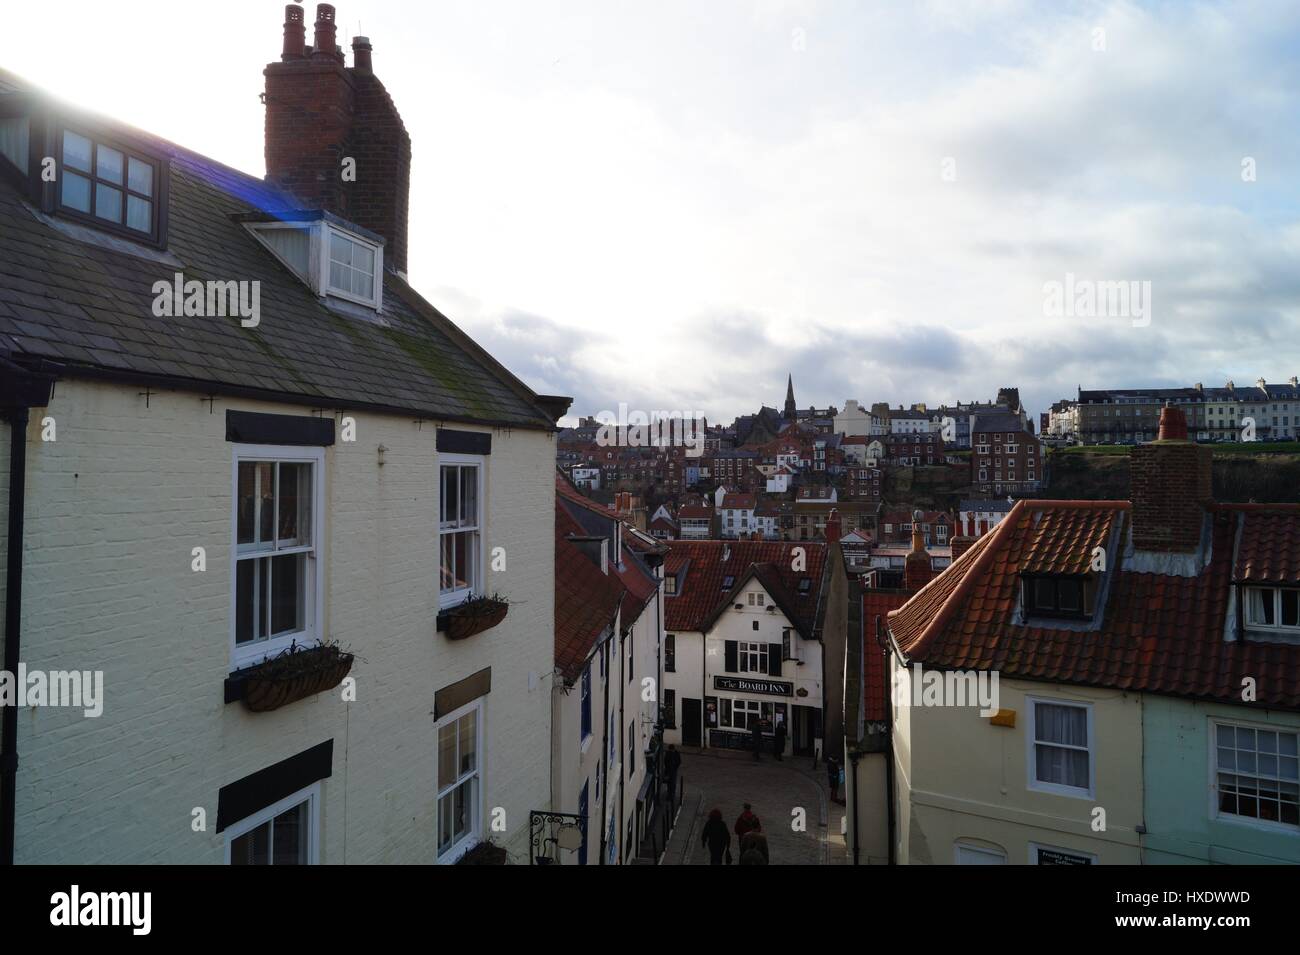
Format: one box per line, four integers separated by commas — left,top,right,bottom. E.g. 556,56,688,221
1,359,54,866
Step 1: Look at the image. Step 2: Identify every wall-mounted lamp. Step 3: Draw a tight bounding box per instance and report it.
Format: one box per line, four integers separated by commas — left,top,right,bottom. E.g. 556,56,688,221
377,444,388,467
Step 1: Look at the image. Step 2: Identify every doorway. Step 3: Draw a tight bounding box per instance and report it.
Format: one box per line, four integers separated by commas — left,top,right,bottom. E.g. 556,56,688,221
682,698,702,746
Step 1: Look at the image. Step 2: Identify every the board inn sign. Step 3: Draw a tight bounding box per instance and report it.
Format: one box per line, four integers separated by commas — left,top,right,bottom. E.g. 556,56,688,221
713,676,794,697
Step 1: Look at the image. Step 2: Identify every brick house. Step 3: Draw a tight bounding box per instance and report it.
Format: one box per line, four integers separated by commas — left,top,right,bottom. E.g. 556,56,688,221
0,5,569,864
971,412,1043,495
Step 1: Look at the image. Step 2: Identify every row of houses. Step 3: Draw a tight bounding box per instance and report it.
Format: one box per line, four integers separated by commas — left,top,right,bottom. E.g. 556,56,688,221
1049,379,1300,444
841,406,1300,864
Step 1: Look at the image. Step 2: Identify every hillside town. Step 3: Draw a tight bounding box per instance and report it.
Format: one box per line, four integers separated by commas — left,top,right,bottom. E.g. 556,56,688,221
0,3,1297,893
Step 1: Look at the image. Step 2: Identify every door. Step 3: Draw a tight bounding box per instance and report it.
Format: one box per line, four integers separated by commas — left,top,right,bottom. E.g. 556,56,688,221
682,698,702,746
578,781,589,865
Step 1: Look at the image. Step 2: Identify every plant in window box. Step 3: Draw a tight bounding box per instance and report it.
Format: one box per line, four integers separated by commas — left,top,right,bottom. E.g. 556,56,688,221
455,840,509,865
438,592,510,640
241,640,355,713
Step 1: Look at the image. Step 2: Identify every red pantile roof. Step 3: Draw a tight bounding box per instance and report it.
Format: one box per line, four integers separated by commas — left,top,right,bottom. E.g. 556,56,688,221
554,505,624,684
664,540,827,636
862,589,912,723
721,492,757,510
1234,509,1300,583
888,500,1300,710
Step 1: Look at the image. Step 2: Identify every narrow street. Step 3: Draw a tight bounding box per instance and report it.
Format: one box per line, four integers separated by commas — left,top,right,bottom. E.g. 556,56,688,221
662,750,847,865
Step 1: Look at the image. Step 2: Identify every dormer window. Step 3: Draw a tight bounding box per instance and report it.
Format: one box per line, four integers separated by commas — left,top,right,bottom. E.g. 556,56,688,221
1023,574,1093,620
55,127,163,244
1244,586,1300,633
246,214,383,311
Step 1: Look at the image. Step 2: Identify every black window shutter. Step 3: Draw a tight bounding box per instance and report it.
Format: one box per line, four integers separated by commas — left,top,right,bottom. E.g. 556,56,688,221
768,644,782,676
724,640,738,673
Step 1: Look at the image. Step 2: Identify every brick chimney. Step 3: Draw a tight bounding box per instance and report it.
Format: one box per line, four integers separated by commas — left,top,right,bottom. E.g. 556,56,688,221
824,508,842,545
1129,404,1212,552
904,516,933,592
949,535,975,561
264,3,413,272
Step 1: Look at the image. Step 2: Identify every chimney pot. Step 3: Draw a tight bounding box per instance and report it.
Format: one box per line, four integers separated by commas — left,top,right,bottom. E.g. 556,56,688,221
281,4,306,60
1157,403,1188,442
313,3,339,58
352,35,373,73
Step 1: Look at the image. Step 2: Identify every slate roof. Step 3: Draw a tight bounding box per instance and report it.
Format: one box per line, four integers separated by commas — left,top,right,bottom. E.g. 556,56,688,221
555,503,625,684
664,540,827,637
888,499,1300,710
0,69,560,429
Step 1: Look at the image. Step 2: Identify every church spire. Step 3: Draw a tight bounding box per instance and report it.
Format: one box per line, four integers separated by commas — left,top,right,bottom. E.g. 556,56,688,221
783,373,796,421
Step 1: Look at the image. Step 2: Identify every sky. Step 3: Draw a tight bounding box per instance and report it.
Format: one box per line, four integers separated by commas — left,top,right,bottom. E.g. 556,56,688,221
8,0,1300,425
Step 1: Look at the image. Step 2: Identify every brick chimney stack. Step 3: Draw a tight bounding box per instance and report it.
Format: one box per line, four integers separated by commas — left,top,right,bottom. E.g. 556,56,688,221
824,508,842,545
904,512,933,591
949,535,975,561
1129,403,1212,552
264,3,413,272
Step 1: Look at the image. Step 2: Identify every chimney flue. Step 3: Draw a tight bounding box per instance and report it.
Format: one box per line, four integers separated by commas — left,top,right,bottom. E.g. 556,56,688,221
1129,404,1212,553
352,35,373,74
313,3,338,58
282,4,306,60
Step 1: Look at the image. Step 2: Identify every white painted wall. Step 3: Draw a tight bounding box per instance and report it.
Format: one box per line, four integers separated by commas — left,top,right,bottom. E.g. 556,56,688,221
11,379,555,864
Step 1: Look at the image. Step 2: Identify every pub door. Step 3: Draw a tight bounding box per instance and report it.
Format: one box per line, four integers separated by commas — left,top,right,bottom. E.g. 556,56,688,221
682,698,702,746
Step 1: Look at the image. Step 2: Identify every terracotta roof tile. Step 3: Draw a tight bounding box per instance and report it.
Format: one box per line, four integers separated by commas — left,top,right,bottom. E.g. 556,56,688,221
665,540,826,636
888,500,1300,710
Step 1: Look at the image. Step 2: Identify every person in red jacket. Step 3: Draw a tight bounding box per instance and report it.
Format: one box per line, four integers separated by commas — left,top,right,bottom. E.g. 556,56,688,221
734,803,761,842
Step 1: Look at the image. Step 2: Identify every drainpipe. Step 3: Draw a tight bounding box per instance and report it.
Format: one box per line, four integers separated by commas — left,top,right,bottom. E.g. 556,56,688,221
876,615,897,866
2,407,30,866
599,632,611,865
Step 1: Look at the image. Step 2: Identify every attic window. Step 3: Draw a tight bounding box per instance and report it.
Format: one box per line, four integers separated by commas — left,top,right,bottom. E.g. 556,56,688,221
721,575,735,590
246,217,383,310
664,574,677,595
56,127,161,242
1243,586,1300,634
1023,574,1093,620
798,578,811,594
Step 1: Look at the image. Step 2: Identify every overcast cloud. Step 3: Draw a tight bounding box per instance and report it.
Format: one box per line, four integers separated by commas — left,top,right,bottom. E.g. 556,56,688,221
10,0,1300,422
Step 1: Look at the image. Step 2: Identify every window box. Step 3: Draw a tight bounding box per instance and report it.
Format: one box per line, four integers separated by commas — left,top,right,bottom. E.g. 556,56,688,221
228,641,354,713
455,841,508,865
437,593,510,640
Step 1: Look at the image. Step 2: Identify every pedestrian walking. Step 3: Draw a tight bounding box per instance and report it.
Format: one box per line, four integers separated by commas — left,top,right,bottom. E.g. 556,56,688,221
664,744,682,804
773,715,787,761
734,803,761,843
701,808,731,865
739,829,770,865
826,754,839,801
750,716,763,760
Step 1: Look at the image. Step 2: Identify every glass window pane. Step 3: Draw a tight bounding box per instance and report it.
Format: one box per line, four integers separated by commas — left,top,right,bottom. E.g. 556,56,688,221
355,243,374,273
271,801,309,865
437,793,453,854
257,463,274,544
355,269,373,300
1033,578,1054,609
127,156,153,196
459,466,477,526
235,558,258,645
1058,578,1082,611
61,171,91,212
330,232,352,266
94,183,122,222
63,130,92,172
277,462,310,547
125,195,151,232
453,779,471,842
442,466,459,527
230,820,270,864
329,260,349,293
97,145,123,184
439,722,457,787
440,532,456,593
1282,590,1299,627
453,531,473,591
458,711,477,775
237,462,258,545
269,553,306,637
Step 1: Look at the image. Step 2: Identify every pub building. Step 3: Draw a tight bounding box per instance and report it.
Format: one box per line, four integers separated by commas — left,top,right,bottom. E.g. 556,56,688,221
660,541,834,757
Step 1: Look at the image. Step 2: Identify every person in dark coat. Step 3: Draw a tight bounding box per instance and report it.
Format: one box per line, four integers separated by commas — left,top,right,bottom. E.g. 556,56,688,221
826,754,839,801
701,808,731,865
751,717,763,760
664,744,682,803
734,803,761,843
773,716,787,761
739,829,770,865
